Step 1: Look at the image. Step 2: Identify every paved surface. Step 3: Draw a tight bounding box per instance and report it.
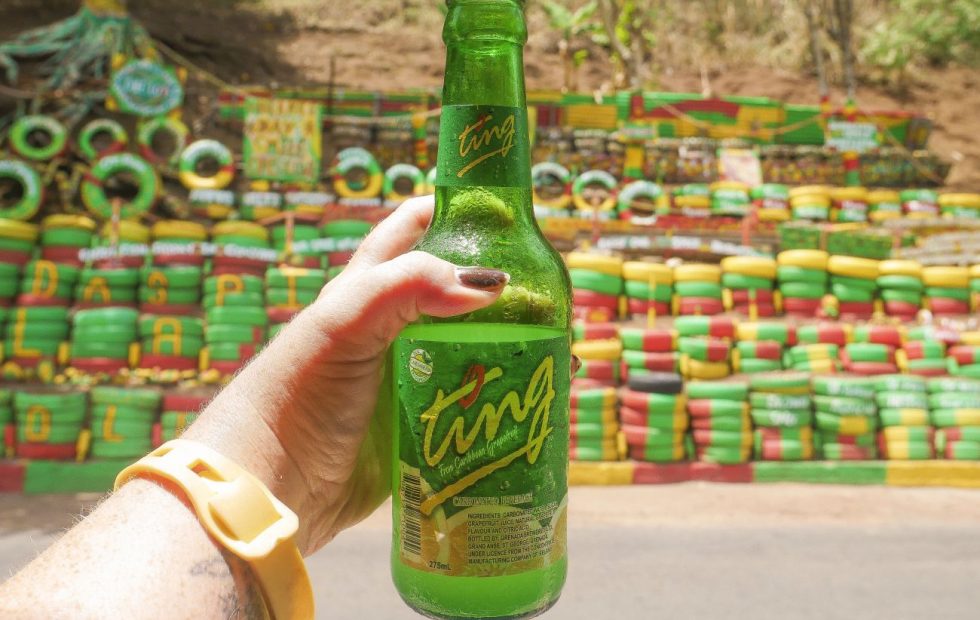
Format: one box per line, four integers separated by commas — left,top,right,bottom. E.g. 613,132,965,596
3,484,980,619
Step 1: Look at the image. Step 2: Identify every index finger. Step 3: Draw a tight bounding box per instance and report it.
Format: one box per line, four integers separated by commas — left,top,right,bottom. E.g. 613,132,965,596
344,195,434,272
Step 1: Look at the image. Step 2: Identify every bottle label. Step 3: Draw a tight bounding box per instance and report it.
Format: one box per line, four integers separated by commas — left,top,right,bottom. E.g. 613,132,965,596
436,105,532,188
395,331,569,576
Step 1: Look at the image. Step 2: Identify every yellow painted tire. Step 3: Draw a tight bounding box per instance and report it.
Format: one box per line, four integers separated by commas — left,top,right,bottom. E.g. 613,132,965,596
757,208,790,222
970,265,980,279
178,140,235,190
710,180,748,192
827,256,879,280
828,186,868,202
868,190,900,204
777,249,828,270
720,256,776,279
788,185,830,199
790,193,832,208
571,338,623,361
382,163,425,202
622,261,672,284
922,266,969,288
531,162,572,209
939,193,980,208
566,252,623,277
102,220,150,244
680,355,730,380
333,147,383,199
960,331,980,346
152,220,208,242
673,263,721,284
674,194,711,209
0,218,39,242
42,214,96,232
878,259,922,278
870,211,901,223
212,221,268,243
572,170,617,213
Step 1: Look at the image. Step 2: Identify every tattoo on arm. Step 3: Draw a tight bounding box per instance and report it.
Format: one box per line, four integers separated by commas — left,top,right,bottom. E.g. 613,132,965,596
189,554,269,620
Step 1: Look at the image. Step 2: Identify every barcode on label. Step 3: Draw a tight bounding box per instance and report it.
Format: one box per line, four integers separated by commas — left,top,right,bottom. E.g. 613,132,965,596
401,471,423,558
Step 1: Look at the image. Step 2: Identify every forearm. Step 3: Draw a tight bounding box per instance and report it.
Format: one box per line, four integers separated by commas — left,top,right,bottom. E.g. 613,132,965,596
0,479,267,619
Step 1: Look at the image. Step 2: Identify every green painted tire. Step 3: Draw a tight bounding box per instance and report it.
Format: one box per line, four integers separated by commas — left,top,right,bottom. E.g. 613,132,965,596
814,412,878,434
814,395,877,416
721,273,773,290
930,393,980,409
878,408,930,427
0,237,36,252
750,408,812,428
876,391,929,410
779,281,826,299
738,358,783,373
17,421,81,444
623,280,672,302
0,160,43,220
80,268,139,287
686,381,748,401
90,387,161,409
89,440,152,459
213,234,269,249
140,286,200,304
265,268,327,291
11,306,69,322
81,153,160,219
140,266,203,288
811,376,875,399
73,307,139,329
696,445,750,465
206,306,268,327
266,287,318,307
4,338,61,357
831,283,874,303
0,277,15,297
204,274,264,295
138,315,204,339
25,259,81,284
944,441,980,460
208,341,255,362
6,320,69,340
694,415,751,432
141,336,203,358
928,378,980,394
777,266,827,284
569,268,622,296
13,391,86,411
178,139,235,190
749,372,811,393
41,228,93,247
874,374,926,393
15,405,86,426
830,275,878,291
9,115,67,161
877,275,923,291
19,279,73,299
749,393,811,410
203,291,264,308
137,117,189,167
161,411,199,433
70,340,131,359
924,286,970,302
880,289,922,304
321,220,372,238
73,324,139,343
76,118,128,160
674,281,723,298
846,343,892,363
205,324,266,345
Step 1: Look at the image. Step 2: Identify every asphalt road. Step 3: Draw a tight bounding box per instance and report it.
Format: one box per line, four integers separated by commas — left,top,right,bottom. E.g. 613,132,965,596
3,484,980,619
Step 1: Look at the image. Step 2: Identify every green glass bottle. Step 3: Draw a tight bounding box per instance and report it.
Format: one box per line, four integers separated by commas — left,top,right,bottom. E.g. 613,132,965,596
390,1,572,618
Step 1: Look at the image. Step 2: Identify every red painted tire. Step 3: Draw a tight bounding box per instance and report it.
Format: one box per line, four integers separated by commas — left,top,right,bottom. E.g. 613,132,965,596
153,253,206,267
16,442,76,460
75,301,138,310
621,424,684,448
856,325,903,348
782,297,821,315
162,393,210,411
837,301,875,318
139,302,200,316
574,322,619,341
573,306,617,323
0,249,31,266
576,359,618,381
573,289,619,310
328,251,354,267
572,377,619,389
677,297,724,315
731,303,777,317
71,357,130,374
929,297,969,315
622,350,678,372
729,289,775,304
883,300,919,318
212,255,268,270
209,360,246,374
40,245,84,265
845,361,899,375
16,293,70,307
626,298,670,315
93,255,145,269
266,306,300,324
139,354,198,370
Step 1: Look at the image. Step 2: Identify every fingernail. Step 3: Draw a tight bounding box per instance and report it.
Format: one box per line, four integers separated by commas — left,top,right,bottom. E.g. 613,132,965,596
456,267,510,291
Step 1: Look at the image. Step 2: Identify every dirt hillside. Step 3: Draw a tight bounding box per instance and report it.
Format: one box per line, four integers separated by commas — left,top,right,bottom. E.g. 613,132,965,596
2,0,978,189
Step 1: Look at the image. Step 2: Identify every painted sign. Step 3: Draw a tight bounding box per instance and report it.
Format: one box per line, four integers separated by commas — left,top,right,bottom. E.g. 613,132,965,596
243,97,322,183
108,58,185,117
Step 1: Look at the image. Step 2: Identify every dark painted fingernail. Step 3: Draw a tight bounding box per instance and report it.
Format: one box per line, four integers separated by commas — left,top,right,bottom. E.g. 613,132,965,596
456,267,510,290
571,355,582,375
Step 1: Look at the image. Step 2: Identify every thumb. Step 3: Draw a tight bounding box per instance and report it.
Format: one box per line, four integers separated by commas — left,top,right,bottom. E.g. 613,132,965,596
321,250,509,349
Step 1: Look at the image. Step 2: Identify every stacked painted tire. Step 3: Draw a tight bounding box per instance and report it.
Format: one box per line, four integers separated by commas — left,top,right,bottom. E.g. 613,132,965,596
938,193,980,219
877,259,923,320
922,266,970,316
570,382,620,462
160,393,209,444
0,388,10,456
140,265,203,315
14,390,86,459
733,322,794,374
623,370,687,463
875,374,933,460
94,220,150,268
0,261,18,306
720,256,777,317
901,189,939,218
672,184,710,218
6,306,68,371
622,261,671,318
566,252,623,322
18,259,79,307
812,376,878,460
138,314,203,372
688,380,749,464
76,266,138,308
750,373,813,461
0,219,38,267
205,305,267,375
70,308,137,375
322,220,372,277
843,325,902,375
867,190,902,222
751,184,789,222
211,222,269,278
151,220,208,267
272,223,321,268
786,324,847,374
828,187,868,223
266,266,325,325
40,215,95,267
89,387,160,459
827,255,878,319
900,329,948,377
672,263,723,316
572,330,622,389
931,378,980,460
675,316,734,380
789,185,830,221
619,326,678,380
948,340,980,380
710,181,750,217
972,265,980,313
777,249,828,316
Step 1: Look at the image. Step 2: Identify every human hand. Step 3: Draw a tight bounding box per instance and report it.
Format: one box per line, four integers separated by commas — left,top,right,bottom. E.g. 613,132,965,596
184,196,508,554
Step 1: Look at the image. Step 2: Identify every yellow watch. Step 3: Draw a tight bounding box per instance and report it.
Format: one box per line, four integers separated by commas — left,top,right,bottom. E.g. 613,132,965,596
115,439,314,620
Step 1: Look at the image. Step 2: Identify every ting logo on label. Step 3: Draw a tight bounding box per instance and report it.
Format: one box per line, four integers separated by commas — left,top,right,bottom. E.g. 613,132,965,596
456,113,516,178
